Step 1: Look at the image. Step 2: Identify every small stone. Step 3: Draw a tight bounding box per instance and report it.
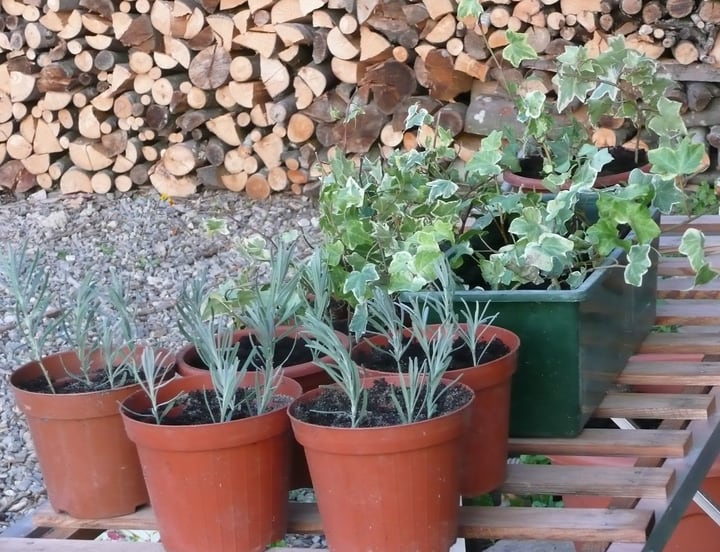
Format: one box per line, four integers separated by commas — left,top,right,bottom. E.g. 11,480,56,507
8,497,29,512
39,211,68,230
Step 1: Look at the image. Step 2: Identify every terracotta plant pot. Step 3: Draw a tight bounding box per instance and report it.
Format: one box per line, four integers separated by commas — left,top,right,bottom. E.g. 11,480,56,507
9,348,174,519
121,373,302,552
289,375,474,552
353,324,520,496
175,325,350,391
176,325,350,489
550,454,720,551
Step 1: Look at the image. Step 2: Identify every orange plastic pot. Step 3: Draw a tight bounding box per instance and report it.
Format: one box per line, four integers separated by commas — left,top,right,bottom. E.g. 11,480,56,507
551,454,720,551
289,375,474,552
353,324,519,496
9,348,174,518
175,325,350,391
176,326,349,489
122,373,302,552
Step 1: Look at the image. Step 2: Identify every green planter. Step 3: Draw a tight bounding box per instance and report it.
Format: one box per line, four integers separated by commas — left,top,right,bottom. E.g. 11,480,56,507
410,243,658,437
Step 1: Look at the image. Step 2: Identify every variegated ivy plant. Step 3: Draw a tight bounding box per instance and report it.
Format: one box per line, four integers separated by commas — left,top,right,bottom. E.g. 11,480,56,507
495,28,716,287
318,105,505,332
318,3,718,315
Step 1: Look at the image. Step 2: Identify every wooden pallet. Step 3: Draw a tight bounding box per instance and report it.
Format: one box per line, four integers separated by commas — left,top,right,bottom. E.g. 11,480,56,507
3,215,720,552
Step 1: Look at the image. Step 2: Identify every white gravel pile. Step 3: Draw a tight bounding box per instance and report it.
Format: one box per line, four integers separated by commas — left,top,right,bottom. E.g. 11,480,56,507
0,188,321,538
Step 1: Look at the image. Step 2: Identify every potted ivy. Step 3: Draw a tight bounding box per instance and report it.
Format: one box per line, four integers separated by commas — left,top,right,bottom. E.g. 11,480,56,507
120,274,303,552
316,29,715,438
290,262,476,552
1,243,174,519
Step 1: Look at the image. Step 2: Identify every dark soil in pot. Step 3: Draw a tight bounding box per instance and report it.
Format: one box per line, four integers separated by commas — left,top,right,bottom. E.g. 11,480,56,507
18,364,146,394
125,388,296,425
516,147,649,179
188,335,315,371
291,379,473,428
352,336,510,372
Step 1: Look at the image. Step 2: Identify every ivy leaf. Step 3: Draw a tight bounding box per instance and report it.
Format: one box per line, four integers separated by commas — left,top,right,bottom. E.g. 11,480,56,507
343,264,379,302
648,137,705,179
508,206,545,240
646,97,687,138
427,179,458,201
479,257,513,290
404,104,432,130
651,177,687,214
678,229,719,286
466,131,504,177
456,0,483,19
323,240,344,267
624,244,652,287
566,270,586,289
503,31,538,68
388,251,426,293
517,91,546,122
348,302,368,339
342,219,372,249
335,176,365,209
524,234,574,273
586,218,625,256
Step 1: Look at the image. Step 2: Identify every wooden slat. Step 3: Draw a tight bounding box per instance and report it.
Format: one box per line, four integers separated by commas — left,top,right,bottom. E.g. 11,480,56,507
501,464,675,499
0,542,309,552
595,392,715,420
655,300,720,325
618,361,720,387
639,332,720,354
656,277,720,299
509,429,691,458
33,501,324,534
6,507,657,548
27,504,654,545
659,234,720,250
658,255,720,276
0,540,164,551
660,215,720,234
460,506,653,542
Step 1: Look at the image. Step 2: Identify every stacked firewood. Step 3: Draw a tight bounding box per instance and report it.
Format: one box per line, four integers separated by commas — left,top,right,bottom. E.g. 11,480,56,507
2,0,720,198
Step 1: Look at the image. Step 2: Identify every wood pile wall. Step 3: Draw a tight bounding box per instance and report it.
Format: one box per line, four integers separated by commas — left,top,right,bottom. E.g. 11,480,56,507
2,0,720,198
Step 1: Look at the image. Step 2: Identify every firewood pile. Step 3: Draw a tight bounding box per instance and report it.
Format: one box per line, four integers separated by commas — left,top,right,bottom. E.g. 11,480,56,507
2,0,720,198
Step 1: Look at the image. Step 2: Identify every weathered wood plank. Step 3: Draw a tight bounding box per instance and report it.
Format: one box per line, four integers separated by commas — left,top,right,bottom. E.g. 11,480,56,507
509,429,691,458
618,361,720,387
26,504,654,544
658,255,720,276
655,274,720,299
595,392,715,420
639,332,720,354
502,464,674,500
660,215,720,233
0,542,312,552
655,300,720,325
460,506,653,542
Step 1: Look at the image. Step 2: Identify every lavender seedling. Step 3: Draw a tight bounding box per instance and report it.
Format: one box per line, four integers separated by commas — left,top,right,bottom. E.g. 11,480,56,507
0,243,67,392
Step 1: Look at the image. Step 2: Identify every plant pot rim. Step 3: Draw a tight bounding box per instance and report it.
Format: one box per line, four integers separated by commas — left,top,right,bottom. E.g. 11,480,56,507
288,374,474,433
10,347,174,398
502,163,651,192
353,323,520,375
175,325,349,377
122,373,303,450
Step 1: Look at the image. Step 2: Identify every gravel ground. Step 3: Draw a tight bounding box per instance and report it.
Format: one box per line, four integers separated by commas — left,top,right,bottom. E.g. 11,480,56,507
0,187,322,541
